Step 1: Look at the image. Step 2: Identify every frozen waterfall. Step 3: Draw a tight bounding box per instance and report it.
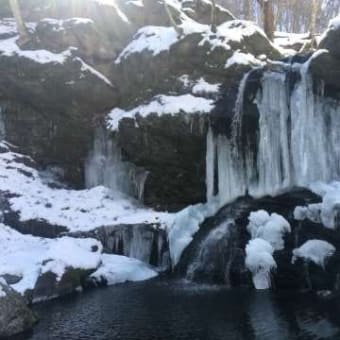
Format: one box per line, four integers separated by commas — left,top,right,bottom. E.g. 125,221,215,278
207,61,340,207
85,127,148,201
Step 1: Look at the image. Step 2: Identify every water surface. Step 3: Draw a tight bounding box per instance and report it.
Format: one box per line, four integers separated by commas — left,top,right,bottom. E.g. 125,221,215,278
25,279,340,340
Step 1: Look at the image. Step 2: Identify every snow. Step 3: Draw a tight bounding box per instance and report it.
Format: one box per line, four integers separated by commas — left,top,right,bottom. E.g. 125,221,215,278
0,142,171,232
167,199,219,267
245,238,276,290
91,254,158,285
247,210,291,251
225,51,264,69
292,240,336,268
41,17,94,32
0,224,102,294
293,203,322,224
75,57,113,87
116,26,178,63
192,77,220,95
107,94,214,131
115,19,267,63
328,15,340,30
0,36,72,64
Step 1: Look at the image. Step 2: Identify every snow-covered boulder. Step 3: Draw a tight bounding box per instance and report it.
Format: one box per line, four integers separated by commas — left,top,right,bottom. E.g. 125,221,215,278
247,210,291,251
319,16,340,60
0,279,36,338
292,240,336,269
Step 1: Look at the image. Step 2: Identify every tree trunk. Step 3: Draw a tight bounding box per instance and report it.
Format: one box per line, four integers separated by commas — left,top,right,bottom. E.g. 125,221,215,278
164,1,182,36
310,0,321,36
243,0,252,20
211,0,217,33
257,0,275,41
9,0,29,44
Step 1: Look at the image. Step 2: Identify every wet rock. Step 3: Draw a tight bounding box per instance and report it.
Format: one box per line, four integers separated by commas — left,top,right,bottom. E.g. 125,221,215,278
0,280,36,338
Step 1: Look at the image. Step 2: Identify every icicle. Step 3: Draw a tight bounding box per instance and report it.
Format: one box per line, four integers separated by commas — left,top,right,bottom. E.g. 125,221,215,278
208,59,340,208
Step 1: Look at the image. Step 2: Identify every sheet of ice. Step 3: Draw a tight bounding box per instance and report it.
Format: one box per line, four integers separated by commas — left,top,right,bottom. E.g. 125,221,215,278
107,94,214,131
167,198,220,267
247,210,291,251
0,224,102,294
292,240,336,268
225,51,264,69
245,238,276,290
90,254,158,285
0,142,171,232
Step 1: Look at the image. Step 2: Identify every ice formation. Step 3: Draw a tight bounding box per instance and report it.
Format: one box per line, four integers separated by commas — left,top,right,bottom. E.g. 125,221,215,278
292,240,336,268
245,238,276,290
247,210,291,251
206,55,340,208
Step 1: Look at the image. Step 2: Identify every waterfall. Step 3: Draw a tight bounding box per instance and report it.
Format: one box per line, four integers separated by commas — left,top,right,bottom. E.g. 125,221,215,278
85,127,148,200
186,220,236,284
207,61,340,207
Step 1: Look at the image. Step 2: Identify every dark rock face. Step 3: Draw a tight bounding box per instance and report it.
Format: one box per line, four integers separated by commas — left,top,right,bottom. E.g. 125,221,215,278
0,281,36,338
0,53,117,187
116,114,208,211
29,268,91,303
319,21,340,60
177,190,337,292
68,223,171,269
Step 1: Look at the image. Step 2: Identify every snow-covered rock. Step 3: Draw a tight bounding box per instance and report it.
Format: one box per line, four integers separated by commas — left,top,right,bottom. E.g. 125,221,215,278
90,254,158,286
247,210,291,251
292,240,336,268
0,279,36,338
107,94,214,131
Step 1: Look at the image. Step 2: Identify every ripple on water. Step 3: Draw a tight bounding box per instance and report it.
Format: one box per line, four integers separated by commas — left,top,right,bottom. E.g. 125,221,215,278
17,280,340,340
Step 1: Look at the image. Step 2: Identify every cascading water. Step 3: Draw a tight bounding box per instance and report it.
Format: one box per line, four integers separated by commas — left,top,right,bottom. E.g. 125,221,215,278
85,127,148,201
0,108,5,141
207,61,340,207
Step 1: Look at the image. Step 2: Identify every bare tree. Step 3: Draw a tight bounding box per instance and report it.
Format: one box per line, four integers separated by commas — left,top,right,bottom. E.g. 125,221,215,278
257,0,275,41
164,1,182,36
211,0,217,32
243,0,252,20
310,0,321,36
9,0,29,45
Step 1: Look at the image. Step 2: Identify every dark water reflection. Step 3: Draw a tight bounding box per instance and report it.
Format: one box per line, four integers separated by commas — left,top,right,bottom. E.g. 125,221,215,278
25,279,340,340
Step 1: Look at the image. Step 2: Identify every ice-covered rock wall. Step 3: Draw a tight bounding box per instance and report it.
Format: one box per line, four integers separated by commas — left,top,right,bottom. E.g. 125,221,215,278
207,61,340,207
85,127,148,201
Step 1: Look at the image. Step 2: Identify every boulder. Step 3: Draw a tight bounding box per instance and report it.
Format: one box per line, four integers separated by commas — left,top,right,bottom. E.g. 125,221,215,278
319,17,340,60
0,280,36,338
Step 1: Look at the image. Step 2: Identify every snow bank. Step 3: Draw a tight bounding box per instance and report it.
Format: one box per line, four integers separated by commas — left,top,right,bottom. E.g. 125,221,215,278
91,254,158,285
245,238,276,290
292,240,336,268
247,210,291,250
0,278,6,298
168,199,219,267
107,94,214,131
225,51,264,69
0,142,171,232
0,224,102,294
0,36,72,64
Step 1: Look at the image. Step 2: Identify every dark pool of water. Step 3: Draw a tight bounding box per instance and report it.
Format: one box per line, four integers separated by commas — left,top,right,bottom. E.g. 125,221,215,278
22,279,340,340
